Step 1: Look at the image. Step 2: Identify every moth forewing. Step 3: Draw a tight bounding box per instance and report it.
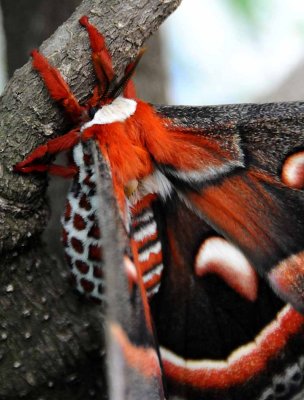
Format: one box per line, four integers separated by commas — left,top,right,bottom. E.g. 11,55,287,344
91,141,165,400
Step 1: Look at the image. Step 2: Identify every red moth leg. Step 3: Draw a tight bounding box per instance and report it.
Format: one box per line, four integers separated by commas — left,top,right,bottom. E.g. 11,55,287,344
14,129,80,174
79,16,114,97
31,50,84,121
80,16,144,100
17,164,78,178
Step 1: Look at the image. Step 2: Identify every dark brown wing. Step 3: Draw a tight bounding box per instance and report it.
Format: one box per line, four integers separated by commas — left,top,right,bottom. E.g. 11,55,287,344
148,103,304,399
154,102,304,314
152,194,304,400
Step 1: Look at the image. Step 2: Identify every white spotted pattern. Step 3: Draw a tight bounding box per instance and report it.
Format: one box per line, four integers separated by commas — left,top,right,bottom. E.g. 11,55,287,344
62,142,104,302
62,143,164,302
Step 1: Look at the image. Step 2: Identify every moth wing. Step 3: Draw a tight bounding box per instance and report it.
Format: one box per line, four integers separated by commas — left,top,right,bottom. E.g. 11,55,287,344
152,194,304,399
91,141,165,399
154,103,304,313
186,169,304,312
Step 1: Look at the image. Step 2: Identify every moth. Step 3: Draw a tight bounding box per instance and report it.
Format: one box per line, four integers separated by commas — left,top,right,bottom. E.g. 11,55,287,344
14,16,304,400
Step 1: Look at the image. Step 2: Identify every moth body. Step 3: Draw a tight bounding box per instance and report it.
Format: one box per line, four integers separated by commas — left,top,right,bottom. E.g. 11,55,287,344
63,140,163,301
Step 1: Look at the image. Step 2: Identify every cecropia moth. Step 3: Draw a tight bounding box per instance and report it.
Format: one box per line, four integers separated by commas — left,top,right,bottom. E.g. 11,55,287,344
14,16,304,400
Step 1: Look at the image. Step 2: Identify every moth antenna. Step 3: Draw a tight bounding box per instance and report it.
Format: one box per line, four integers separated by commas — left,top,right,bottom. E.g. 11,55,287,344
110,48,146,99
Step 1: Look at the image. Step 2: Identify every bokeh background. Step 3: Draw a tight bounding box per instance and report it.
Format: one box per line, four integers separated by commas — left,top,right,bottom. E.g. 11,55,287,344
164,0,304,105
1,0,304,104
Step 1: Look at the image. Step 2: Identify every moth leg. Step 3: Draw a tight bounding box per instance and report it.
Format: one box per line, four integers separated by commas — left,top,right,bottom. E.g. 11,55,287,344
31,50,84,121
79,16,115,97
17,163,78,178
14,129,80,173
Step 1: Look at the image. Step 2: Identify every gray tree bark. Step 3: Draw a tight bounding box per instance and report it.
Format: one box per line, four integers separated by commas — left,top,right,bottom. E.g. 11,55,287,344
0,0,181,398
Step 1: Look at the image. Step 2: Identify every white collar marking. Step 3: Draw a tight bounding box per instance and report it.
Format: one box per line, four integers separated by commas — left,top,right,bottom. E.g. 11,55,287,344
81,97,137,130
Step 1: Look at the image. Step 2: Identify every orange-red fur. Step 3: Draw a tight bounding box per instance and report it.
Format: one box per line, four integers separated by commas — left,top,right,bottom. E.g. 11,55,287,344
79,16,114,97
31,50,83,120
17,17,237,215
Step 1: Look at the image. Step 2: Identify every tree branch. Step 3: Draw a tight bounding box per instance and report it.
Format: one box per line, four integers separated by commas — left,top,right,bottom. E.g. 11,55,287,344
0,0,181,398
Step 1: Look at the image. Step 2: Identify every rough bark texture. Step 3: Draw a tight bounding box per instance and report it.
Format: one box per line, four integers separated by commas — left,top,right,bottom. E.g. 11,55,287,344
0,0,181,398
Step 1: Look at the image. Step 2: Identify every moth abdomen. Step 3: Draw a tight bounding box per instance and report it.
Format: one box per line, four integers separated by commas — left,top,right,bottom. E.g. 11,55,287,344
131,195,164,298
